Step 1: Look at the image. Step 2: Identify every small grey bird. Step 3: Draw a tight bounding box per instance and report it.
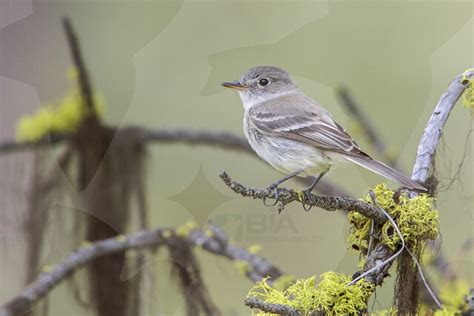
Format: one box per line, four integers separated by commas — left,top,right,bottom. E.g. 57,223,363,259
222,66,426,205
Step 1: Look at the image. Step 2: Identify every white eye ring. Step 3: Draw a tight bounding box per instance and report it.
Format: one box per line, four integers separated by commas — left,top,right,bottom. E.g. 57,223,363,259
258,78,270,87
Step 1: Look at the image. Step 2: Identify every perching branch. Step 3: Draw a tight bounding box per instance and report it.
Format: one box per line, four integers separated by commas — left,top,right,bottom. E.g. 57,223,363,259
219,171,385,224
232,69,473,315
0,224,282,316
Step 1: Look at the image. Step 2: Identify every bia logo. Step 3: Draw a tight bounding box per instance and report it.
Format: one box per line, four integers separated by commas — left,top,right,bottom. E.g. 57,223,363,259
213,213,298,241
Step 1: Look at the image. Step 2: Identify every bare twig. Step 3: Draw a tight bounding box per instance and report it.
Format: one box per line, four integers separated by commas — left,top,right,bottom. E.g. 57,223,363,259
244,297,300,316
62,18,95,112
0,135,68,153
219,171,385,224
0,223,282,316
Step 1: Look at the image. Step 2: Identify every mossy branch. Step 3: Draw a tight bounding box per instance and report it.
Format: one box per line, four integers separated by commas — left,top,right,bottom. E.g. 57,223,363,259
219,171,386,223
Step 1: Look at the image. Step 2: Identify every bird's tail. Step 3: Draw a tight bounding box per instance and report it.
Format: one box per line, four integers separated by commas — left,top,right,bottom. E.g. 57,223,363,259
344,155,427,191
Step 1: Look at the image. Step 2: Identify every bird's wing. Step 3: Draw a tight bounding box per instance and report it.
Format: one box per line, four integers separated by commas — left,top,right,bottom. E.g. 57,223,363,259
248,93,368,157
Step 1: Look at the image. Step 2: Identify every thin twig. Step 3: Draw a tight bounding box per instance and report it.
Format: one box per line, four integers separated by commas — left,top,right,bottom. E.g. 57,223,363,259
62,18,96,112
0,224,282,316
219,171,386,224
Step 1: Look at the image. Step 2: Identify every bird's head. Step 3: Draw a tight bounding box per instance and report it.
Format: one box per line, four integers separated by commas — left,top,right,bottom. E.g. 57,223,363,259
221,66,298,109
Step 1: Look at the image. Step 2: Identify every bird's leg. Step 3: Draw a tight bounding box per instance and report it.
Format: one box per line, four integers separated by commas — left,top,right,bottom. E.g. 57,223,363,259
301,170,329,211
263,169,304,207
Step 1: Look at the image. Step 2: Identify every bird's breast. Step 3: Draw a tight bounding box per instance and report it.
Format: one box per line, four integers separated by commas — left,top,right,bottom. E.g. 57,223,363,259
243,113,332,176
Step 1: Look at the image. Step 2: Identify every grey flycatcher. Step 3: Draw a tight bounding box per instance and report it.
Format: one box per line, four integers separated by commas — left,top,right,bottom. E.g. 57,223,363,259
222,65,426,208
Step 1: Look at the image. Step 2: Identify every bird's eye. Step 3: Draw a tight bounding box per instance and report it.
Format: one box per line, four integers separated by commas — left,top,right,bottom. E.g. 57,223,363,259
258,78,270,86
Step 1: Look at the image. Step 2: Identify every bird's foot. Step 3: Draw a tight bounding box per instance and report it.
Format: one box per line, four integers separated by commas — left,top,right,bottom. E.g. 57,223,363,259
263,185,282,207
301,188,314,212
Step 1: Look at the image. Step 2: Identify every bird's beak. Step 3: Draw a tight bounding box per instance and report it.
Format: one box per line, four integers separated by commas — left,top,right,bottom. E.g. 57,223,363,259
221,81,248,91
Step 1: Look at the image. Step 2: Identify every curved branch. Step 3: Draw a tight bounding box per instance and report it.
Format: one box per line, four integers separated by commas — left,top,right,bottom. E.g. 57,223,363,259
0,224,282,316
411,69,474,184
219,171,385,224
357,69,474,307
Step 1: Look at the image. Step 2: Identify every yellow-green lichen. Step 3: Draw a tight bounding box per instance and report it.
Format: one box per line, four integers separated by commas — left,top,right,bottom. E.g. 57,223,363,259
41,264,56,273
115,234,126,242
439,278,469,311
272,274,296,292
16,71,105,142
247,272,374,315
461,68,474,110
162,229,173,239
204,229,214,238
433,306,463,316
348,184,439,252
235,260,250,276
80,240,93,248
248,244,262,255
175,221,197,238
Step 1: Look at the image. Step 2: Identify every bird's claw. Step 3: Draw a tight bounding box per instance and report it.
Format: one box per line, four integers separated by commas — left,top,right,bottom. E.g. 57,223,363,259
263,185,281,207
301,189,314,212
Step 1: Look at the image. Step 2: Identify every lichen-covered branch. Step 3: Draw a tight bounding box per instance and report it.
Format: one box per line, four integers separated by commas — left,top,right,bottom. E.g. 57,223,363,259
244,297,301,316
359,69,474,313
0,224,282,316
219,171,385,224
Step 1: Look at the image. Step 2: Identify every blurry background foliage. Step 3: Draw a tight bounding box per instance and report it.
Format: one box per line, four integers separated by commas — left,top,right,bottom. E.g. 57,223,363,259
0,0,472,314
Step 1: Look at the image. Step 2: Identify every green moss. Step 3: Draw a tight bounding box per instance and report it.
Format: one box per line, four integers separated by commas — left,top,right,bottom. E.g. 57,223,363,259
247,272,374,315
348,184,439,252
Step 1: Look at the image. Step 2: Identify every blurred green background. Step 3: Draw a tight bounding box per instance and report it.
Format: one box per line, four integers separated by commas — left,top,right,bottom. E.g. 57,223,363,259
0,0,473,314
